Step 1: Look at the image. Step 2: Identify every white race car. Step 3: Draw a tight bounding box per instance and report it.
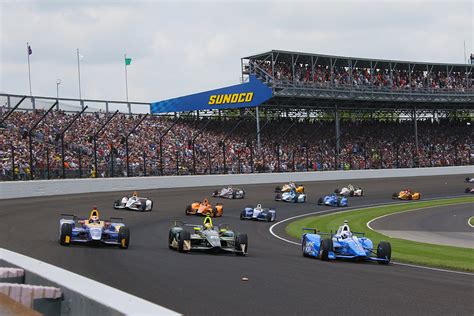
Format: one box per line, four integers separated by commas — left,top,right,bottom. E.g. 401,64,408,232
334,184,364,197
114,192,153,211
465,177,474,183
275,191,307,203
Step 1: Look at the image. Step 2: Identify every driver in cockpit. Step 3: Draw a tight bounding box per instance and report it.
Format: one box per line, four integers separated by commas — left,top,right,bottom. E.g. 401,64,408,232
338,220,352,239
203,214,213,230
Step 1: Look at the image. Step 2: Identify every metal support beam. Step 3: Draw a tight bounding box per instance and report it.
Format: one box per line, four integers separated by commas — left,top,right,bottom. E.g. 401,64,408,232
192,119,211,175
335,105,340,170
92,110,119,178
125,114,149,177
0,96,26,125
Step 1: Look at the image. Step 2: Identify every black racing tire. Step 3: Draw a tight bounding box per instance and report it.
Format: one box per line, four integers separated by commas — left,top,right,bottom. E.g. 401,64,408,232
185,205,192,215
267,213,273,222
59,223,73,246
149,201,153,211
377,241,391,264
465,188,471,193
235,233,248,256
141,202,147,211
392,193,398,199
334,188,340,194
317,197,323,205
213,189,219,197
319,238,333,261
232,191,237,199
275,194,281,201
168,230,175,249
360,189,364,197
118,226,130,249
113,199,121,209
274,186,281,193
240,210,246,220
178,230,191,253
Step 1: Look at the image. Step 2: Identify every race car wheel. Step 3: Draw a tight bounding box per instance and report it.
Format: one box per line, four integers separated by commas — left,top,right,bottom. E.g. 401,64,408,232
141,202,147,211
266,213,273,222
317,197,323,205
185,205,192,215
213,189,219,197
334,188,340,194
360,189,364,197
240,210,246,220
149,201,153,211
274,186,281,193
391,193,398,199
178,230,191,253
118,226,130,249
59,223,73,246
113,199,121,209
275,194,281,201
232,191,237,199
168,230,175,249
235,233,248,256
320,238,333,261
377,241,391,264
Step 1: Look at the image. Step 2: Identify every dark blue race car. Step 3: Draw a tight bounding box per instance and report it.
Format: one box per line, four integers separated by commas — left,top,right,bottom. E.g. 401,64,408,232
317,193,348,207
301,220,391,264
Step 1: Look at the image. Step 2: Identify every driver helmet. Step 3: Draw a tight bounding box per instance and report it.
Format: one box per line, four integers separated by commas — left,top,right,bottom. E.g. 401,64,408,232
132,191,138,198
256,203,262,210
203,198,209,205
204,222,213,230
89,207,100,223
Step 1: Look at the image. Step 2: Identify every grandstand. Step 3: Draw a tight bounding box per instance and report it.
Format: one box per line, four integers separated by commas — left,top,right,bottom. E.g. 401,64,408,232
0,50,473,181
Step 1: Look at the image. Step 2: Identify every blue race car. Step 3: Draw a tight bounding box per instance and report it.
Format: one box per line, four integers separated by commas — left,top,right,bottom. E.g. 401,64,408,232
240,204,276,222
301,220,391,264
317,193,348,207
58,208,130,249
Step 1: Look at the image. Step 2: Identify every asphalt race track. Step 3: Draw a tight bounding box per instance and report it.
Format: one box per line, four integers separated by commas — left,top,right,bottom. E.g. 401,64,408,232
371,203,474,248
1,175,473,315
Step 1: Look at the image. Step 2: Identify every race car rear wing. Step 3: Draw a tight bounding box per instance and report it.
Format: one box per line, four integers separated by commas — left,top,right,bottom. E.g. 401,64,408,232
302,228,319,234
61,213,77,220
109,217,124,224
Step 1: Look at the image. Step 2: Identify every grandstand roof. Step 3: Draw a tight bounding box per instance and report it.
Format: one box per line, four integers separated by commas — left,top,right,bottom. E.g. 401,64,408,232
244,50,473,71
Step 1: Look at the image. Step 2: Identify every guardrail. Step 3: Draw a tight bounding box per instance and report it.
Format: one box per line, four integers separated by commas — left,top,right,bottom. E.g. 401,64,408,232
1,166,472,199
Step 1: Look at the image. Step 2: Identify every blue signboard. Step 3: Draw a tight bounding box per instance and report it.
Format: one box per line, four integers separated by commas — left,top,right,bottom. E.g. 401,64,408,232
150,75,272,113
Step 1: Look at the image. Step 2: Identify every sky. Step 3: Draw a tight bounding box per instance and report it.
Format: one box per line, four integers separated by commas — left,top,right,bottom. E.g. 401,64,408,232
0,0,472,104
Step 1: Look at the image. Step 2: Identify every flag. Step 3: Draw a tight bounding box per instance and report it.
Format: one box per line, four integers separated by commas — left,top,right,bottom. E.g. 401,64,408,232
79,53,84,60
28,45,32,55
125,57,132,66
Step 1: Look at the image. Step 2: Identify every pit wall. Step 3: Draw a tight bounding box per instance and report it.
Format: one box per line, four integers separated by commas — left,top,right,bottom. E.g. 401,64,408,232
1,166,472,199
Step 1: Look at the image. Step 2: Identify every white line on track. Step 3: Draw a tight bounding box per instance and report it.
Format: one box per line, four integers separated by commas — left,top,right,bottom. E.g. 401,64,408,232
269,196,474,276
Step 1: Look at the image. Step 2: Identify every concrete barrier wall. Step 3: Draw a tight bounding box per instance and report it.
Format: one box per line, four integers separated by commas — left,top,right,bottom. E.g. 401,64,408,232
1,166,472,199
0,249,180,316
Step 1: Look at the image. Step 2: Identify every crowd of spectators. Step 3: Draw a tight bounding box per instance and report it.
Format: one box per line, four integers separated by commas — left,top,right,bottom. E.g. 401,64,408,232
252,59,472,92
0,106,472,181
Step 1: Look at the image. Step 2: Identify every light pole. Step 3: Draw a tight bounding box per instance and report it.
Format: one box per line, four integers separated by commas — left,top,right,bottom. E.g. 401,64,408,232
56,79,61,111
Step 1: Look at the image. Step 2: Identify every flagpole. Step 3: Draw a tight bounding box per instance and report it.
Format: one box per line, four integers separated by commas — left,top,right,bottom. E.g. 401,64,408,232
124,53,129,102
27,42,32,96
77,48,82,99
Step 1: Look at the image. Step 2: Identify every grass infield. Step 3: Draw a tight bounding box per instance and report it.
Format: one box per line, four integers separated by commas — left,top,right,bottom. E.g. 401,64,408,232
286,197,474,272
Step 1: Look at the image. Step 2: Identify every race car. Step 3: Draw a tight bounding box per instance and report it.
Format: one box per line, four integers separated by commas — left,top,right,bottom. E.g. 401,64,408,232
58,207,130,249
465,187,474,194
240,204,276,222
334,184,364,197
168,216,248,255
465,177,474,183
392,189,421,200
275,182,305,194
317,193,348,207
275,190,307,203
301,220,391,264
185,198,223,217
212,186,245,199
113,191,153,211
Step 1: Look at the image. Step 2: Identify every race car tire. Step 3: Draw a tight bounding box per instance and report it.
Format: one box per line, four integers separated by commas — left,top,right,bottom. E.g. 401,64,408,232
213,190,219,197
185,205,192,215
334,188,340,194
267,213,273,222
232,191,237,199
235,233,248,256
274,186,281,193
178,230,191,253
408,194,413,200
317,197,323,205
336,200,341,207
59,223,73,246
113,199,121,209
360,189,364,197
168,230,175,249
275,194,281,201
465,188,471,193
141,202,147,211
377,241,391,264
149,201,153,211
118,226,130,249
320,238,333,261
240,210,246,220
391,193,398,199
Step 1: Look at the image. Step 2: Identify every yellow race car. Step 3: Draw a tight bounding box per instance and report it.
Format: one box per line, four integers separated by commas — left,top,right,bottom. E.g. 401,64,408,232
275,182,305,194
392,189,421,200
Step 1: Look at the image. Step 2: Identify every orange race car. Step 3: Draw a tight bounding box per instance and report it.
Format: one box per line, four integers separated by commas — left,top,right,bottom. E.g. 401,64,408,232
185,198,223,217
392,189,421,200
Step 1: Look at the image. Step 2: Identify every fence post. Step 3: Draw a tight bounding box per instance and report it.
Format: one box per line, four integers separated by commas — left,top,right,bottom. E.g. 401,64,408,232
11,143,16,181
